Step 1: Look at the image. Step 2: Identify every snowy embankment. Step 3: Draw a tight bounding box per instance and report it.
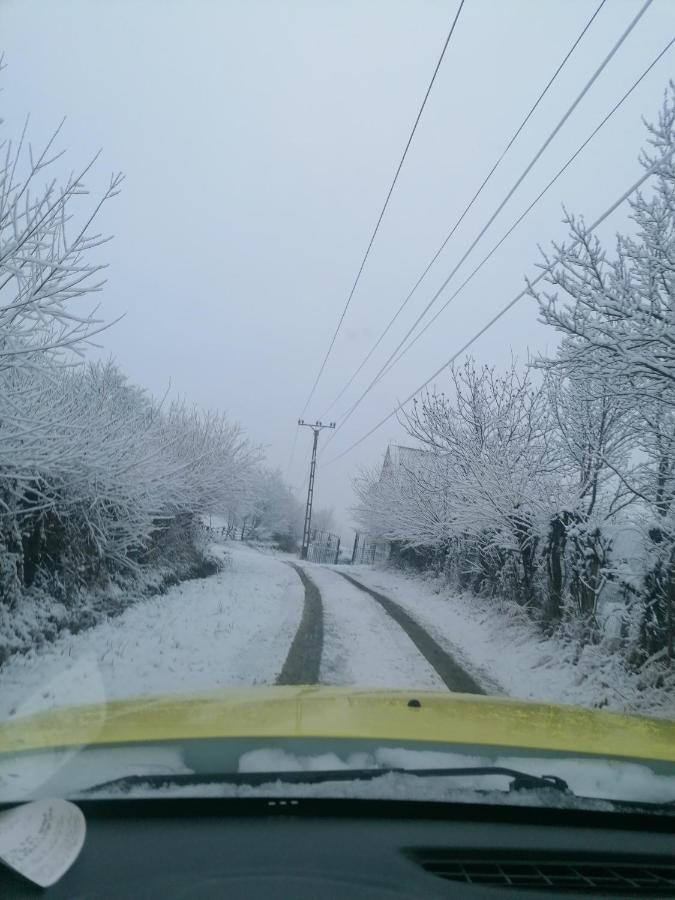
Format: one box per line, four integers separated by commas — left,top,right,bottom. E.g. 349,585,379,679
0,544,303,721
301,563,444,690
346,564,675,720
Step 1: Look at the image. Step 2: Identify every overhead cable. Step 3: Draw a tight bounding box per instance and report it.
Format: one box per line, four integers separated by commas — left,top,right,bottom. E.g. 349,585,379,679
321,0,608,417
325,151,672,464
298,0,467,418
368,35,675,393
325,0,653,440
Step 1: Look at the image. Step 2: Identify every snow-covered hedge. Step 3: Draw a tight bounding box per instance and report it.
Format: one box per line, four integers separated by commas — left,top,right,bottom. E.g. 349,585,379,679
0,75,302,660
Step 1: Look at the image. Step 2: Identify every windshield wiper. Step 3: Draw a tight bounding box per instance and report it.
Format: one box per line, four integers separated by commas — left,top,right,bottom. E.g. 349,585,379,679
81,765,570,795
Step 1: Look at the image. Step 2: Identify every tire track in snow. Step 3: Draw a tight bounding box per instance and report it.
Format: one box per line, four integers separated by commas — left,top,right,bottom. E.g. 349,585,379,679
309,564,444,690
276,564,323,684
337,571,485,695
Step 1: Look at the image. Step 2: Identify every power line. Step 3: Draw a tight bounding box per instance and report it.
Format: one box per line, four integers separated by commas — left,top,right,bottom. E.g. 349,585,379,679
365,35,675,395
321,0,608,417
298,0,467,418
324,151,672,465
322,0,653,443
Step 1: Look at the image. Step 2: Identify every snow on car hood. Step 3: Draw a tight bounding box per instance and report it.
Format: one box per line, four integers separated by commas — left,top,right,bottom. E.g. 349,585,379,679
1,685,674,763
1,687,674,806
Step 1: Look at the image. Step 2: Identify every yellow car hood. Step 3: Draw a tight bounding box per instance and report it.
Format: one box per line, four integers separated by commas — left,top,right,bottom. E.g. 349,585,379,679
0,686,673,764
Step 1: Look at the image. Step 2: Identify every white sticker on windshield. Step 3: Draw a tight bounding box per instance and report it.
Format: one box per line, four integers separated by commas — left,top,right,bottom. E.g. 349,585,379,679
0,798,85,887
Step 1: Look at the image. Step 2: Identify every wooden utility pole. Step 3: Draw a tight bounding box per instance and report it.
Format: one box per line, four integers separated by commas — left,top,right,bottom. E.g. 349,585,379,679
298,419,335,560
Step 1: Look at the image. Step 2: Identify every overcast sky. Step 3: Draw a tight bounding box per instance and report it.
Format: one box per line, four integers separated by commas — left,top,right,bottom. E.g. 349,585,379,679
2,0,673,537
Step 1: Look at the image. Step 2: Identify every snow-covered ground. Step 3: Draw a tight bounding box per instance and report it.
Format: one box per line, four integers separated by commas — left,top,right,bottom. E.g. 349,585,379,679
0,544,303,721
0,544,455,724
346,564,675,719
2,540,672,724
300,563,444,690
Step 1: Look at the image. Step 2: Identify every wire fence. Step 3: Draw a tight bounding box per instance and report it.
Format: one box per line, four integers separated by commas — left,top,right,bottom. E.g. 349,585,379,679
351,531,390,565
305,529,342,564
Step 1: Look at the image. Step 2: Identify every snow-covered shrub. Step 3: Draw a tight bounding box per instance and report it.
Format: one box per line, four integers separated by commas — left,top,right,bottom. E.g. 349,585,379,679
0,78,268,658
234,468,303,550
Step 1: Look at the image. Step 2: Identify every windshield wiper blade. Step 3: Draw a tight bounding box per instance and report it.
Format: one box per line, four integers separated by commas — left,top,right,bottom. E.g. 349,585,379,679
81,765,570,795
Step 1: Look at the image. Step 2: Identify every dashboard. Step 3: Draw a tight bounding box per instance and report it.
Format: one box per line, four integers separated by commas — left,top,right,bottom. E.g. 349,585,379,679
0,797,673,898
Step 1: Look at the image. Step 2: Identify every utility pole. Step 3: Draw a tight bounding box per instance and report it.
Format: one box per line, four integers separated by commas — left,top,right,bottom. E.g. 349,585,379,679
298,419,335,560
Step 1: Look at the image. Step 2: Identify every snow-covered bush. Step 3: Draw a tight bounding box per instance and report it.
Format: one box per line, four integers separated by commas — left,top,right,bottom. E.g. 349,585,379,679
0,357,261,599
234,468,303,550
0,77,270,658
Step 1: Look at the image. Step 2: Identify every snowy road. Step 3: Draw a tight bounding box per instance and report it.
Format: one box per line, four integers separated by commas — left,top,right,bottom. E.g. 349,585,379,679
300,563,445,690
336,571,484,694
0,543,487,720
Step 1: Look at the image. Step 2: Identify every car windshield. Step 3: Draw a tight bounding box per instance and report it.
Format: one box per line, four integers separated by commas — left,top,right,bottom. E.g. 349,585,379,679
0,0,674,821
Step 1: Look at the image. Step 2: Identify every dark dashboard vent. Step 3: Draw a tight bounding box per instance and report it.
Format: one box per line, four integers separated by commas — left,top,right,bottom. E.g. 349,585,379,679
406,850,675,894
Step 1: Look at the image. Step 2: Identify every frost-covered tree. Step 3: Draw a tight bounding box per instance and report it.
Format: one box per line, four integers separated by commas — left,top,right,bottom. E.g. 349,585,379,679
531,86,675,657
241,468,303,549
354,450,447,552
0,72,267,611
0,356,263,606
355,85,675,673
540,361,634,625
0,116,122,371
402,360,558,606
0,71,123,606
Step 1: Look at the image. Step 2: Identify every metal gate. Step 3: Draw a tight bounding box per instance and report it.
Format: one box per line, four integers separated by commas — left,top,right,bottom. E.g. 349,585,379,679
351,532,390,565
305,529,341,564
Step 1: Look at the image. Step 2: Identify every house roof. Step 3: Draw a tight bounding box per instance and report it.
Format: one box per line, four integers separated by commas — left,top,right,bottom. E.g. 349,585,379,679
381,443,428,478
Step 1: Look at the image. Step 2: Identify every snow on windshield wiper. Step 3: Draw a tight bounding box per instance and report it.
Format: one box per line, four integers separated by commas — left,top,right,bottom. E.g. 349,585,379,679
82,765,570,795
